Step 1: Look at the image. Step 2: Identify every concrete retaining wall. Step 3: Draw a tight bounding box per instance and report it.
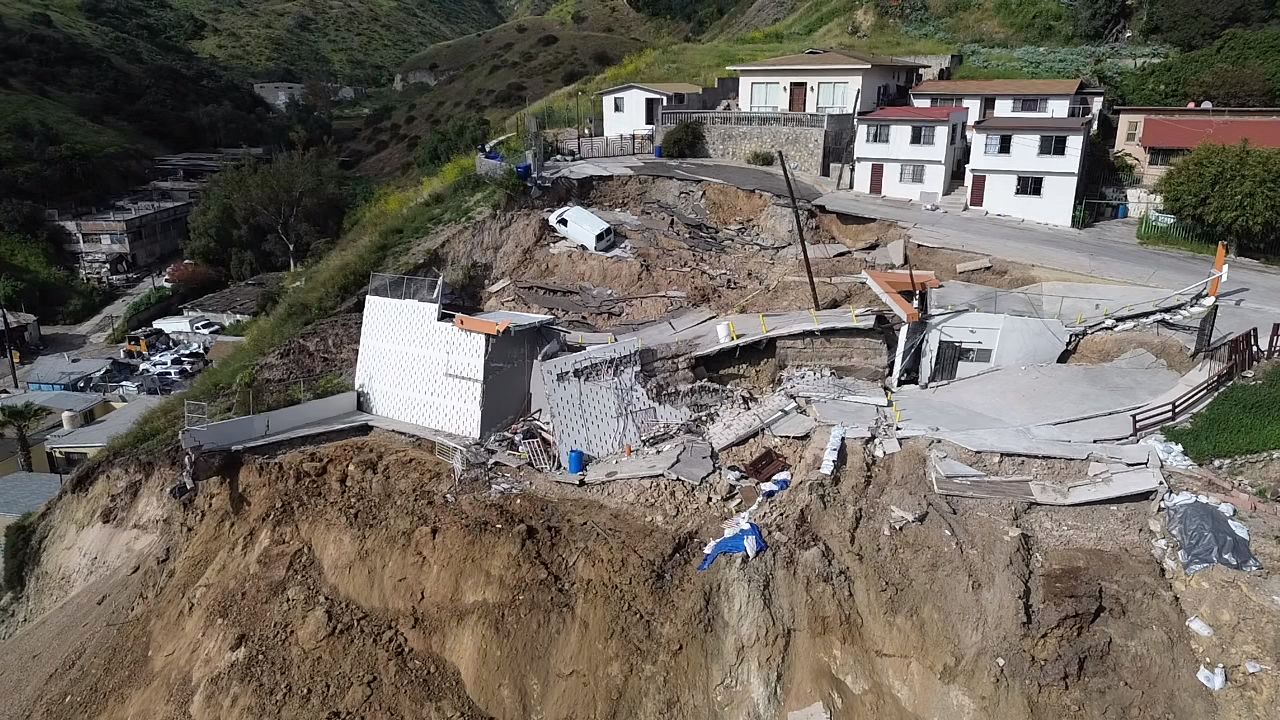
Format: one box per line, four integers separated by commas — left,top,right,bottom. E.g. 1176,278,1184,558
657,124,827,175
181,392,358,450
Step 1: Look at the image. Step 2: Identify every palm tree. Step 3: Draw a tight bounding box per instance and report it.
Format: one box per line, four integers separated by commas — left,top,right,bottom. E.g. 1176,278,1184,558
0,402,51,472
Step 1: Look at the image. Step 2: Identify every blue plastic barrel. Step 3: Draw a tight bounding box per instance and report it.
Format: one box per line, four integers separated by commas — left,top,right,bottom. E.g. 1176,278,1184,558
1117,203,1129,219
654,145,663,158
515,163,532,180
567,449,585,474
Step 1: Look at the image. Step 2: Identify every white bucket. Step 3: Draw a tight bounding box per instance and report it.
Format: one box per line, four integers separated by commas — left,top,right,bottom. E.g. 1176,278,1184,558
716,322,733,344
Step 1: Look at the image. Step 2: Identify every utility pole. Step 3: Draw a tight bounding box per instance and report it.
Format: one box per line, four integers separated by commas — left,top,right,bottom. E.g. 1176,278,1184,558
777,150,821,312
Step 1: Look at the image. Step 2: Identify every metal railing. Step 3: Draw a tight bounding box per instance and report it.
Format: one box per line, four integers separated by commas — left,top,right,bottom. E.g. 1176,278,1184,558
1131,327,1264,436
557,133,654,159
367,272,440,302
659,110,853,130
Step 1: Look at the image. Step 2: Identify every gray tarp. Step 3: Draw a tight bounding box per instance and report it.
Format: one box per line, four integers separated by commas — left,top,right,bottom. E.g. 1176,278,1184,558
1166,501,1263,574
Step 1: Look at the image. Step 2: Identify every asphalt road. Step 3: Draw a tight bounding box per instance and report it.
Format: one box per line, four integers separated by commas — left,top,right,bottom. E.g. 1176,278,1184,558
814,192,1280,339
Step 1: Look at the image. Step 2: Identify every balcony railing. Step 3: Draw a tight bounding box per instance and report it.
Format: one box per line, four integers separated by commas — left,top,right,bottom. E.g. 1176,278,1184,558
660,110,854,130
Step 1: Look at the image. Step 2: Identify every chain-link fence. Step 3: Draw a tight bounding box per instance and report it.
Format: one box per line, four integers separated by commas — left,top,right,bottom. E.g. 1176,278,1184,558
185,372,352,428
367,273,440,302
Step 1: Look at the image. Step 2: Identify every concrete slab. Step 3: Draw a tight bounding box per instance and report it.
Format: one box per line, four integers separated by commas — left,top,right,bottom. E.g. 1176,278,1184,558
770,411,819,438
598,306,881,358
583,447,681,484
895,360,1180,432
809,400,881,426
934,427,1154,465
955,258,992,273
665,441,715,485
929,454,1165,505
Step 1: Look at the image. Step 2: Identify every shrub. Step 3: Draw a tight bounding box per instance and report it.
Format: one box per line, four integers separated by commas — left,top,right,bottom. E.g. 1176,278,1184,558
3,512,41,593
560,66,588,85
536,34,560,47
661,121,706,158
746,150,774,166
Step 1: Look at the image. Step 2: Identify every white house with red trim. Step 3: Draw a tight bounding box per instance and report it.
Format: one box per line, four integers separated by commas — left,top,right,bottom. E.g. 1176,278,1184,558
965,116,1091,227
853,106,968,202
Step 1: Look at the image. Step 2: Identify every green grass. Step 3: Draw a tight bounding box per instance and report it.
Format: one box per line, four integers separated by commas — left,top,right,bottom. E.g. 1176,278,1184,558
1166,366,1280,461
1137,235,1219,257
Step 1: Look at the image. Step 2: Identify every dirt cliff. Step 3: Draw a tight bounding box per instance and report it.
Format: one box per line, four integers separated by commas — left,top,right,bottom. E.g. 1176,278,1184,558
4,431,1262,719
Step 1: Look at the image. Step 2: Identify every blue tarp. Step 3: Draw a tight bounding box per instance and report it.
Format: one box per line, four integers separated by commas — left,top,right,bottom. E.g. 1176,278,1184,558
698,521,768,571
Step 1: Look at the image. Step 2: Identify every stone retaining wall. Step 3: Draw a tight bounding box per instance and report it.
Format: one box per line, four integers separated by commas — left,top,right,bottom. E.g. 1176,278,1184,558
657,125,827,176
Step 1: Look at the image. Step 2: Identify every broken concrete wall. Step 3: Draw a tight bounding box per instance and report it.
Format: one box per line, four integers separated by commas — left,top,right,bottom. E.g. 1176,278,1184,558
540,340,690,465
354,295,487,438
774,329,890,381
919,312,1068,384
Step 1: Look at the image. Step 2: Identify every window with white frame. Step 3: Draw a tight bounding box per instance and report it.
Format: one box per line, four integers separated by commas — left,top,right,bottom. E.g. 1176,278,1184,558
749,83,784,111
929,97,962,107
1038,135,1068,156
1125,120,1139,143
613,97,624,112
1015,176,1044,196
866,124,890,143
1013,97,1047,112
816,82,848,113
899,164,926,183
910,126,936,145
984,134,1012,154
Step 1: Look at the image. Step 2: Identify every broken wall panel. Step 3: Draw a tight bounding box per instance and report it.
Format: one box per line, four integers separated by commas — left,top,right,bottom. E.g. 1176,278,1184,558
540,340,690,465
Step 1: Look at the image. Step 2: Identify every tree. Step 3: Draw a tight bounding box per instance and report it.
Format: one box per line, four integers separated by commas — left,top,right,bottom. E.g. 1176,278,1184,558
1185,63,1278,107
1141,0,1275,51
1155,142,1280,255
1074,0,1129,41
416,115,491,174
187,151,348,277
1109,29,1280,107
0,402,51,472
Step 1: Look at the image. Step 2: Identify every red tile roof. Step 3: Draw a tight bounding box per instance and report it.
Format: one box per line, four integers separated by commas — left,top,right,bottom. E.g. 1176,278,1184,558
862,106,966,121
1140,117,1280,149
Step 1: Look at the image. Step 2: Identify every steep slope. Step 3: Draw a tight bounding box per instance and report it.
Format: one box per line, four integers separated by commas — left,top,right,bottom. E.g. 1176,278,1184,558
172,0,507,83
0,434,1252,719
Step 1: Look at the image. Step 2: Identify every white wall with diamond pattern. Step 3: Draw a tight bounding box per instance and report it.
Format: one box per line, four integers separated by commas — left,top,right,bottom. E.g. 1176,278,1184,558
355,295,487,438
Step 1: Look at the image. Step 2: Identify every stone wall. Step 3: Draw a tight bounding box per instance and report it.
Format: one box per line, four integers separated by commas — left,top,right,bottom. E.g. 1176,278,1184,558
657,124,827,175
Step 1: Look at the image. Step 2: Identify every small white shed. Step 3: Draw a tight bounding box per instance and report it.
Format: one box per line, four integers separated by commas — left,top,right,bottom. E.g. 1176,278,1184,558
597,82,703,138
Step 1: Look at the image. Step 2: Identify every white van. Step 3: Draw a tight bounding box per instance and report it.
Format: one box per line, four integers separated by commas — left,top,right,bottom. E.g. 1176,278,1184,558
548,206,616,252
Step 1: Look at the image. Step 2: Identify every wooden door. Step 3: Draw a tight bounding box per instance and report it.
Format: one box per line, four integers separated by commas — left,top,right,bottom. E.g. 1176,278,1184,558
970,174,986,207
930,341,961,383
869,163,884,195
788,82,806,112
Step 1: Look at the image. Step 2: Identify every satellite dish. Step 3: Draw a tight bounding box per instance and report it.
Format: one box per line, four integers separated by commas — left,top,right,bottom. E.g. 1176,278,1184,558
1200,100,1213,108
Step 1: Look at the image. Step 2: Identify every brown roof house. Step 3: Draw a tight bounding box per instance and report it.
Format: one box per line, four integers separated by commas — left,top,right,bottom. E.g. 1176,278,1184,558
910,78,1103,139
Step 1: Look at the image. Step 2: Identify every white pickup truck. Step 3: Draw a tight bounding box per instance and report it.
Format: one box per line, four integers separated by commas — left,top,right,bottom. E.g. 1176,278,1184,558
151,315,224,335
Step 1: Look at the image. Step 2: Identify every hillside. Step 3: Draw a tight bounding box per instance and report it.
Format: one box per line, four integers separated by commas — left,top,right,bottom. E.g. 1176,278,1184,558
172,0,507,84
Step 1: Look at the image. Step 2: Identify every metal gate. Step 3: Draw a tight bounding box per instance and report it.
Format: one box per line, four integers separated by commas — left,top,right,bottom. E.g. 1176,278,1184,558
930,341,961,383
559,133,654,159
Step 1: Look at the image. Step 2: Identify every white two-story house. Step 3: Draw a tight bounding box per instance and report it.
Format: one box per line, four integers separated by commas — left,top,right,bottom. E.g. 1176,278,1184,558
853,106,969,203
965,116,1091,227
910,79,1102,139
727,48,925,114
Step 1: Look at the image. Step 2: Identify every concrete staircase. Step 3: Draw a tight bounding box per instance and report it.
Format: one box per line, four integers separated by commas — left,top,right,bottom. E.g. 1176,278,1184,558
940,185,968,213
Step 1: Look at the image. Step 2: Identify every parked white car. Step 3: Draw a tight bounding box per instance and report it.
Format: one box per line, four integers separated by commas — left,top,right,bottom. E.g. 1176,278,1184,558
148,366,192,380
548,206,616,252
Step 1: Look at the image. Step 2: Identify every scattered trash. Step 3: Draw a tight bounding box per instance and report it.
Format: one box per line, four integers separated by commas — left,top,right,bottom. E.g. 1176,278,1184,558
1142,434,1195,469
889,505,926,530
995,656,1006,668
1186,616,1215,637
1165,497,1262,574
1197,663,1227,691
760,471,791,499
699,515,769,571
819,425,845,476
1246,661,1270,674
520,437,555,472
